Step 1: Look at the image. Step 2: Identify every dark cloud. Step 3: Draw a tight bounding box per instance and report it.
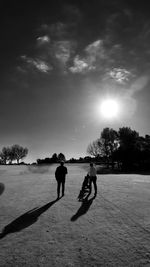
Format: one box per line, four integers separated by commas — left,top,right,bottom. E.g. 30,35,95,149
12,0,150,79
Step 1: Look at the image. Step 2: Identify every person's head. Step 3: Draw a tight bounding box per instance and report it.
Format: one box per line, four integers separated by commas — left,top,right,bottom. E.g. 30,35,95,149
90,163,93,167
60,161,64,166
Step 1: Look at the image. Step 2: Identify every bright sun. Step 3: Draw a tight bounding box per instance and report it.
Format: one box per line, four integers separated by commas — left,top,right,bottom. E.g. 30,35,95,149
100,99,119,119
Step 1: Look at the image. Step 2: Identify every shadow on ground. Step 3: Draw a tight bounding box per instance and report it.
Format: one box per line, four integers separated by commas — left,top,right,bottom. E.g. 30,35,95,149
0,183,5,196
71,196,95,221
0,198,59,239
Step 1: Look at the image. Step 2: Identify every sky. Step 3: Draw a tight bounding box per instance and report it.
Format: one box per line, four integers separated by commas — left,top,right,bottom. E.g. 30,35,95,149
1,0,150,163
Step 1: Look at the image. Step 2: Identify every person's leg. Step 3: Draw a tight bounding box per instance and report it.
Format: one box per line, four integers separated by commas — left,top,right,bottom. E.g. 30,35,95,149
62,178,65,196
85,178,92,199
57,181,61,198
89,178,92,194
93,177,97,196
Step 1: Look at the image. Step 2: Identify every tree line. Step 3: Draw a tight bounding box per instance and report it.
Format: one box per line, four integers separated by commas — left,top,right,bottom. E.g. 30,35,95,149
87,127,150,171
1,127,150,170
0,145,28,164
36,153,66,164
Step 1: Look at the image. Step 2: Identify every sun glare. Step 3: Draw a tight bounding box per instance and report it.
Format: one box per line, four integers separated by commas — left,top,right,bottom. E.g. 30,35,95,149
100,99,119,119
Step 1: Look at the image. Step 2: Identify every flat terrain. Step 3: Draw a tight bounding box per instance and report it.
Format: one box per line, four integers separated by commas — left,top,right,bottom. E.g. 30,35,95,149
1,164,150,267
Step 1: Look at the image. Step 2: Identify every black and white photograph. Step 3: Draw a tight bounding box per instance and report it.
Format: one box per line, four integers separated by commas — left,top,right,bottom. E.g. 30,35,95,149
1,0,150,266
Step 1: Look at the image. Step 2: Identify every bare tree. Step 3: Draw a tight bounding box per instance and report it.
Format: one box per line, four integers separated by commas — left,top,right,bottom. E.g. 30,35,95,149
87,139,101,157
0,147,10,164
11,145,28,164
87,128,118,168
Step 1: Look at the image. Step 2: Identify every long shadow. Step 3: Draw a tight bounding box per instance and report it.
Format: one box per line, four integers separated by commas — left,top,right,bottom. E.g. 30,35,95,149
71,196,95,222
0,198,59,239
0,183,5,196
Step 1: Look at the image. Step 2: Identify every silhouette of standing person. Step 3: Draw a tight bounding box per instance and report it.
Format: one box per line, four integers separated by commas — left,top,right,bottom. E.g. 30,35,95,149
55,161,68,199
88,163,97,197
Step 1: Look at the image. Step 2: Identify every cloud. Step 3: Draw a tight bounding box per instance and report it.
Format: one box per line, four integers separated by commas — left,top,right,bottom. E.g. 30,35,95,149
53,40,75,66
21,55,52,73
69,56,90,73
69,39,106,74
69,39,130,76
118,75,150,119
36,35,50,46
19,20,77,75
35,22,78,73
18,3,143,78
86,40,105,58
35,18,128,76
109,68,132,84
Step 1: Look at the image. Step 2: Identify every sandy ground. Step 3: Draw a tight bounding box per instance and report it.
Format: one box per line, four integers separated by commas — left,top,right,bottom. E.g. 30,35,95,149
0,164,150,267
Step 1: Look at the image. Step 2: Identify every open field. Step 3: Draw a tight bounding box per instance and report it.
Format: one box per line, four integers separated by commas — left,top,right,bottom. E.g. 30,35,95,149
1,164,150,267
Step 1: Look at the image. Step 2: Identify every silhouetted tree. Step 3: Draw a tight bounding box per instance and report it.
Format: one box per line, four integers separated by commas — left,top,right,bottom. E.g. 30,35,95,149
84,156,93,162
51,153,58,163
87,128,118,168
134,135,150,170
44,157,52,164
100,128,118,168
58,153,66,162
116,127,139,170
87,139,102,158
7,147,15,164
88,126,150,172
0,147,10,164
69,157,76,163
11,145,28,164
37,159,43,164
144,135,150,155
